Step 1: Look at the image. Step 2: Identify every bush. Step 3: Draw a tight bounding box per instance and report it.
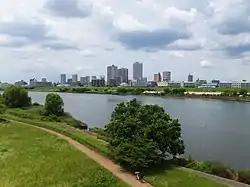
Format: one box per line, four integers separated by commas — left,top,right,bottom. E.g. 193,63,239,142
3,86,31,108
186,161,212,173
44,93,64,116
210,162,237,180
33,102,40,106
186,160,238,180
238,171,250,184
0,104,6,114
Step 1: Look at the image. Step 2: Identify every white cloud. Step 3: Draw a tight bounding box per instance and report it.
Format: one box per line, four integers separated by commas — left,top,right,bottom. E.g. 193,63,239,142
200,60,214,68
0,0,249,82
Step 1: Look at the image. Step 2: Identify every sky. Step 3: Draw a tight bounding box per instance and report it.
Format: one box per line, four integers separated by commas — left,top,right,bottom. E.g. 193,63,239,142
0,0,250,83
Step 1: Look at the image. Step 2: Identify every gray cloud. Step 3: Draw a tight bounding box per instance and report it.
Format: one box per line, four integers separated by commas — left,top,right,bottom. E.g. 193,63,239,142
216,19,250,35
224,43,250,57
0,21,51,42
41,41,79,51
45,0,91,18
104,47,114,51
167,40,202,51
0,37,30,48
115,29,191,51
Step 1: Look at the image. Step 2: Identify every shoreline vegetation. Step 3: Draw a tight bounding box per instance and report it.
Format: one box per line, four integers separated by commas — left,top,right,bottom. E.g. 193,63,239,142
1,86,250,186
26,86,250,102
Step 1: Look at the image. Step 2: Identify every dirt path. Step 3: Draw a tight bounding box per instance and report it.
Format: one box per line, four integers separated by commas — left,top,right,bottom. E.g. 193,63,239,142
15,121,152,187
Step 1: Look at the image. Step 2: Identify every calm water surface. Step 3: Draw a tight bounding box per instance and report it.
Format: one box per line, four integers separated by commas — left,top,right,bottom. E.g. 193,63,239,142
29,92,250,170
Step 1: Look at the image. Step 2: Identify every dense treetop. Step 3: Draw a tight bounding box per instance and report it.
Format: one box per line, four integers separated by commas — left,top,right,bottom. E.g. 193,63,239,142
105,99,185,170
3,86,31,108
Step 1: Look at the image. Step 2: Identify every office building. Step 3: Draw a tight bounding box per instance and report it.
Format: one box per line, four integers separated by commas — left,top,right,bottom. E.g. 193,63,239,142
133,62,143,81
72,74,78,83
154,73,162,82
163,71,171,82
60,74,66,84
118,68,129,84
80,76,90,86
107,65,118,86
188,74,193,82
15,80,28,86
91,76,97,81
67,78,72,84
41,78,47,83
92,78,105,87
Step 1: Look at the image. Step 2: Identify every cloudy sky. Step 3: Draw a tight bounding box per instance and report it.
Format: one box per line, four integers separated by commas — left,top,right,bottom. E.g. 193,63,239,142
0,0,250,83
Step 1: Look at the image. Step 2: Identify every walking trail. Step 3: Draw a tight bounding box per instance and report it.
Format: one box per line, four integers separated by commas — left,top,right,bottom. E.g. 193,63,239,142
14,121,152,187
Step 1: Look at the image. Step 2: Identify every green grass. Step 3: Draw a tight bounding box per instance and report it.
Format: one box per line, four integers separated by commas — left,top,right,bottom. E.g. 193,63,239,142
0,122,128,187
145,169,227,187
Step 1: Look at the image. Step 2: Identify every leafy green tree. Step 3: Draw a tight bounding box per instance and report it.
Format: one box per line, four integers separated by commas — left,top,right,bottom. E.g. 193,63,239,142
3,86,31,108
44,93,64,116
105,99,185,170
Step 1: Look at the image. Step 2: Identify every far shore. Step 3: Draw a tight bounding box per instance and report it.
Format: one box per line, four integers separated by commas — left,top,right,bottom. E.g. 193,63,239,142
25,87,250,103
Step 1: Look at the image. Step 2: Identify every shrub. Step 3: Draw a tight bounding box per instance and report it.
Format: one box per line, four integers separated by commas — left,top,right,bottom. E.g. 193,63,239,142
209,162,237,180
238,171,250,184
3,86,31,108
44,93,64,116
32,102,40,106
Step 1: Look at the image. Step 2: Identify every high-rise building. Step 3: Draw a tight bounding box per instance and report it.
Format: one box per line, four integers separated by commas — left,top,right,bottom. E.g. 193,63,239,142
60,74,66,84
72,74,78,83
133,62,143,81
91,76,97,81
118,68,129,84
188,74,194,82
154,73,162,82
163,71,171,82
41,78,47,83
107,65,118,86
80,76,90,86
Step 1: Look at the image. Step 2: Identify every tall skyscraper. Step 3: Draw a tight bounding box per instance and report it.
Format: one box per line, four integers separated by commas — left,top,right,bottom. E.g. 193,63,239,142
72,74,78,83
154,73,162,82
107,65,118,86
133,62,143,81
188,74,194,82
163,71,171,82
60,74,66,84
118,68,129,84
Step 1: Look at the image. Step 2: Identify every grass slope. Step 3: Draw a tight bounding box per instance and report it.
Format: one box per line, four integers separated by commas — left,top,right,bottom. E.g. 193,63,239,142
145,169,226,187
0,122,128,187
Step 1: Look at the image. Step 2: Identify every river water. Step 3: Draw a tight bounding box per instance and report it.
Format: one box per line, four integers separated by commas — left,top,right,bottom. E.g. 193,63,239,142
28,92,250,170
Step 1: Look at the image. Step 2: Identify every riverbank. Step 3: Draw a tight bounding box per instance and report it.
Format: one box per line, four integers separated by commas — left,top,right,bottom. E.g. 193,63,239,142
26,86,250,102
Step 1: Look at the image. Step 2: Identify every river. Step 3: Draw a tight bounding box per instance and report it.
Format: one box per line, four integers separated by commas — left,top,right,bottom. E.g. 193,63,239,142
28,92,250,170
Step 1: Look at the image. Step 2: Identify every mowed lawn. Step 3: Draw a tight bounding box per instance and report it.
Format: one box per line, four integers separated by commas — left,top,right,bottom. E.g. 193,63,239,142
145,169,227,187
0,122,128,187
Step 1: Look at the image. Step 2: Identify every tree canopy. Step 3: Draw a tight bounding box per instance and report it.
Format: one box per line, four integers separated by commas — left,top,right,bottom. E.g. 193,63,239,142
104,99,185,170
3,86,31,108
44,93,64,116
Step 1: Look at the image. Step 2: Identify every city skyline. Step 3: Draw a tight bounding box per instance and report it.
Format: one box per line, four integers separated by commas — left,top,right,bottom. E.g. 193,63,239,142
0,1,250,83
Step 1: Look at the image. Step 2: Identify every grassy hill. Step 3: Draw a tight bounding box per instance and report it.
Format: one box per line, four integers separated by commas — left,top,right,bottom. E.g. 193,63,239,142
0,121,128,187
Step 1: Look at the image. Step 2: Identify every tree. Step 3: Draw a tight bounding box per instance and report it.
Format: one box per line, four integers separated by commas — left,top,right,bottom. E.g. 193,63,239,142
44,93,64,116
3,86,31,108
104,99,185,170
